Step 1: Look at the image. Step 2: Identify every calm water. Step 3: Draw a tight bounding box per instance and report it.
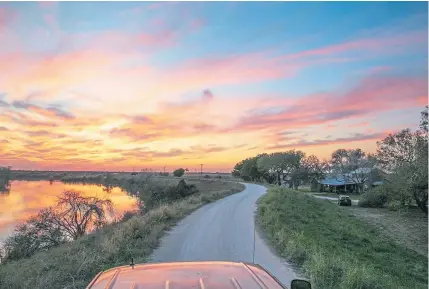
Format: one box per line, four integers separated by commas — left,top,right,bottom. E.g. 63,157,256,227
0,181,137,244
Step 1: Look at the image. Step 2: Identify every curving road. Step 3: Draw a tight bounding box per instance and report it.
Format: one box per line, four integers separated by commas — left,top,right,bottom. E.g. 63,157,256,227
149,183,298,287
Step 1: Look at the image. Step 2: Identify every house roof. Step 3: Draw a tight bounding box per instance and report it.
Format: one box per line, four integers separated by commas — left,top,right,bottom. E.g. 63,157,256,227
318,177,358,186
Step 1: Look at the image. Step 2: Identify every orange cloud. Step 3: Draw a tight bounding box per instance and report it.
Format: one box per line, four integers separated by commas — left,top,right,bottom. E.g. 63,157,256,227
0,10,426,171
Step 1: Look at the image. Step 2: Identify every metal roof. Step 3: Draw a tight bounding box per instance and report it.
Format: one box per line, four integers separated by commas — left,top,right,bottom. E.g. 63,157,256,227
318,177,358,186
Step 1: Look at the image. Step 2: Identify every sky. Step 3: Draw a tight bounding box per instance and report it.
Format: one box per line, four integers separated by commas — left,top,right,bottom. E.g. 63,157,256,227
0,1,427,172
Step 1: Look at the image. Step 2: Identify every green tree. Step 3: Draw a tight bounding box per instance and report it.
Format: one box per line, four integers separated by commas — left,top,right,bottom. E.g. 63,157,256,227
173,168,185,177
0,166,11,193
257,150,305,187
296,155,327,189
232,160,245,178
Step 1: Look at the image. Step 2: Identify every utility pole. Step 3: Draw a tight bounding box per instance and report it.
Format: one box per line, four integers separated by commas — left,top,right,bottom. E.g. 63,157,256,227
163,166,166,174
200,164,203,176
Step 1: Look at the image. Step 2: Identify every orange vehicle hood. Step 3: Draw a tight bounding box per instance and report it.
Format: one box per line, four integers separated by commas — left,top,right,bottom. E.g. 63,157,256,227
86,261,287,289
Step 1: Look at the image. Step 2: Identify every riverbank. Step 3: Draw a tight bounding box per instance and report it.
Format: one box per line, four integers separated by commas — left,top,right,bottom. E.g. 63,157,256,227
0,179,245,288
256,187,428,289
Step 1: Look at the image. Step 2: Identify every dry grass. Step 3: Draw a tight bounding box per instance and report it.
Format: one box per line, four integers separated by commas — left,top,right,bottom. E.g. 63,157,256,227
346,206,428,257
0,181,245,289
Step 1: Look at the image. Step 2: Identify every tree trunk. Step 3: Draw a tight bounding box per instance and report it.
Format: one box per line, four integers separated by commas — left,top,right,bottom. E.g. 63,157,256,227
277,171,281,186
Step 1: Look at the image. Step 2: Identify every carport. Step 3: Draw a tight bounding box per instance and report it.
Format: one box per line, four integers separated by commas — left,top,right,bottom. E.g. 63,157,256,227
318,177,359,193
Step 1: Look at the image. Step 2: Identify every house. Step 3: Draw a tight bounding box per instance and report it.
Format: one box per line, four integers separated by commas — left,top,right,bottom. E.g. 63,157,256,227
317,167,386,193
317,176,359,193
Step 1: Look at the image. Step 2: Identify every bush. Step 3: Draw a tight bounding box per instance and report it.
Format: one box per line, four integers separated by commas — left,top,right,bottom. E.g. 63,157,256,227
121,210,139,222
358,186,389,208
204,174,211,178
173,168,185,177
139,179,199,210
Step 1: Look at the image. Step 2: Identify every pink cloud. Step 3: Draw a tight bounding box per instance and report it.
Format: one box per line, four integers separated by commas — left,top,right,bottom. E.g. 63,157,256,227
284,30,427,61
266,132,388,150
233,75,427,132
348,121,370,128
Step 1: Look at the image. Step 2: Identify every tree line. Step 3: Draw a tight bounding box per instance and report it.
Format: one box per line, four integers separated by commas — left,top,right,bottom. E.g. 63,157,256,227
232,106,428,215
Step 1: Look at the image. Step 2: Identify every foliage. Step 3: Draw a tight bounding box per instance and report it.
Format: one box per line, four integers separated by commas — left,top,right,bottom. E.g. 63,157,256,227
291,155,328,189
1,211,65,262
173,168,185,177
257,150,305,186
358,186,389,208
0,166,11,193
232,160,245,178
233,152,327,188
136,179,199,212
257,187,428,289
376,106,428,214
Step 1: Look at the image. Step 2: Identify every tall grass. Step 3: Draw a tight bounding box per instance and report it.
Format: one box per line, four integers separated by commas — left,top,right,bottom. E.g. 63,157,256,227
0,182,244,289
257,187,428,289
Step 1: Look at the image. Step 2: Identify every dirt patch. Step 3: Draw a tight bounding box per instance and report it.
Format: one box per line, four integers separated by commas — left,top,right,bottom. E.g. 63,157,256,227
344,206,428,257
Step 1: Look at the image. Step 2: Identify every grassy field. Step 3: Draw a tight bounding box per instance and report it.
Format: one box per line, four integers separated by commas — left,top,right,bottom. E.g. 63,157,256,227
347,206,428,257
0,179,245,289
256,187,428,289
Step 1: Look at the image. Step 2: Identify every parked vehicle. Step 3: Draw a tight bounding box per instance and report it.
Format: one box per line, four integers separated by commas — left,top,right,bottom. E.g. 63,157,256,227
337,195,352,206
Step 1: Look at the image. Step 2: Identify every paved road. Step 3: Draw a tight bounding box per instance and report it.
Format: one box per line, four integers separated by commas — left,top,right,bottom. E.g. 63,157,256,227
149,183,298,287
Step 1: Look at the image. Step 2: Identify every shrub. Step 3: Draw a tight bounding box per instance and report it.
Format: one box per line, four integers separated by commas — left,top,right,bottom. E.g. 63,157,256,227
121,210,139,222
358,186,389,208
173,168,185,177
204,174,211,178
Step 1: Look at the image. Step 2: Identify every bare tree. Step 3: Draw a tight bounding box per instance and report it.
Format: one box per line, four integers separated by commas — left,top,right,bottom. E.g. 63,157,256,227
1,190,113,262
51,191,114,240
330,148,375,193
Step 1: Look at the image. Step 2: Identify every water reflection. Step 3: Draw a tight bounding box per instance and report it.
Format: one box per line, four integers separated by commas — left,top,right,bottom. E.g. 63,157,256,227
0,180,137,244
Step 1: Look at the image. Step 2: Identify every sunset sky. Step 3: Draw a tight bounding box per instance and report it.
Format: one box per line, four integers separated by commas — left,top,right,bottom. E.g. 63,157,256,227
0,1,427,172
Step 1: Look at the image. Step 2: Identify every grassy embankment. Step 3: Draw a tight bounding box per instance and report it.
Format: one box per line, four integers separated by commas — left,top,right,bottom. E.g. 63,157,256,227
257,187,428,289
0,177,245,289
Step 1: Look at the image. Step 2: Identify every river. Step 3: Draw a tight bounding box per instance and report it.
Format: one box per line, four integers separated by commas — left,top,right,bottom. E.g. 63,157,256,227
0,180,138,244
